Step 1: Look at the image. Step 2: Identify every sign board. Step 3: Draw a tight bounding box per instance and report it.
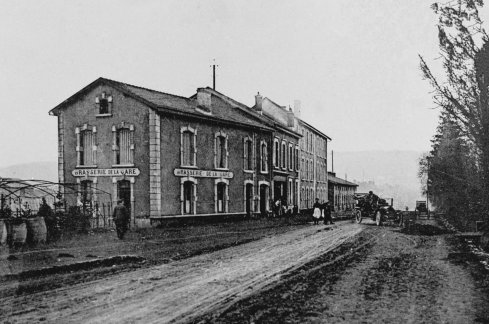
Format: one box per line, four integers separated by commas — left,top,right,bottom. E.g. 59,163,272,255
174,168,233,179
72,168,140,177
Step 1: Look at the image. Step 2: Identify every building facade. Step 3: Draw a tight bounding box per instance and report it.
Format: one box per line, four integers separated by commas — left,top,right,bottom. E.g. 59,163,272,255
296,114,330,210
49,78,274,226
327,172,358,211
252,95,301,210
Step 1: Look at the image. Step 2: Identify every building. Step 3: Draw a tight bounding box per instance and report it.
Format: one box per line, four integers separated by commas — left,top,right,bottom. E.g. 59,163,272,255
251,95,301,210
327,172,358,211
249,96,330,211
49,78,275,226
294,100,330,210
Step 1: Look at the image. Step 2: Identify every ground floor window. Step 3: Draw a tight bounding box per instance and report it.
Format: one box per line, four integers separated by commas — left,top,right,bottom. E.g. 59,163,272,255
259,182,269,215
183,181,194,214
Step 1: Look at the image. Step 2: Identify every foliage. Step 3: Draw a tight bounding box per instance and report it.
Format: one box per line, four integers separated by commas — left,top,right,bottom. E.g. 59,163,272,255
420,0,489,223
419,116,483,228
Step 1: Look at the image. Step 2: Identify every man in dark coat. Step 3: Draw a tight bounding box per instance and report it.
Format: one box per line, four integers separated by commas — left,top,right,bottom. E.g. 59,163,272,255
113,199,129,239
323,201,334,225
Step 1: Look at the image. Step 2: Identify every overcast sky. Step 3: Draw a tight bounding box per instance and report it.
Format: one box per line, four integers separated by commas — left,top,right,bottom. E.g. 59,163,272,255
1,0,486,168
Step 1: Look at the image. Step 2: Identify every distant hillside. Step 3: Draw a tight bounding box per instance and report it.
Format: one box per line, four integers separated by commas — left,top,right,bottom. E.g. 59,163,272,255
0,161,58,182
333,150,425,210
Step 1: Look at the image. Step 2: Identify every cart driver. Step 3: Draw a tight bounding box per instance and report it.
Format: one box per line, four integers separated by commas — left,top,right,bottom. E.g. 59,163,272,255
366,191,379,211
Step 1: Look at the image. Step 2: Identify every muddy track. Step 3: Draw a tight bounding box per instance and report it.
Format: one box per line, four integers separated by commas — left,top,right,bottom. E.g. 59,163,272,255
1,223,364,323
199,226,489,323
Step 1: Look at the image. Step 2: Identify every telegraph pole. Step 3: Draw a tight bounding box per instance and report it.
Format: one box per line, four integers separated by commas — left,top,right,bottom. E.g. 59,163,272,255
211,59,218,90
426,157,430,218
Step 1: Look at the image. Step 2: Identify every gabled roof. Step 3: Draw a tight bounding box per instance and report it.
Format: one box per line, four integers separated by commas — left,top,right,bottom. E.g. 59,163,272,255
328,174,358,187
194,88,301,138
298,118,332,141
49,78,273,132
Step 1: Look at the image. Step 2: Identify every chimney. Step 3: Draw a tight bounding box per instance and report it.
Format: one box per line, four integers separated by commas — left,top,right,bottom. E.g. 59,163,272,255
287,105,295,127
196,88,211,112
293,100,301,118
255,92,263,113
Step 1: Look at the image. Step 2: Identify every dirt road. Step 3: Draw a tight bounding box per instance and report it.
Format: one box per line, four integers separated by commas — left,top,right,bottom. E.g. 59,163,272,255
201,224,489,323
1,222,363,323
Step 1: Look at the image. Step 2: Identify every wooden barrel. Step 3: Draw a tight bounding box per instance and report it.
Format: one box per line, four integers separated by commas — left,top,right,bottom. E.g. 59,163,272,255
0,220,7,245
10,221,27,246
26,217,47,244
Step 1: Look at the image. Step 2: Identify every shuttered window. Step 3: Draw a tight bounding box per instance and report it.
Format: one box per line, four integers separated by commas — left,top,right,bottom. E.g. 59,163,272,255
78,129,96,166
112,124,134,166
244,138,253,171
182,131,194,166
116,129,131,165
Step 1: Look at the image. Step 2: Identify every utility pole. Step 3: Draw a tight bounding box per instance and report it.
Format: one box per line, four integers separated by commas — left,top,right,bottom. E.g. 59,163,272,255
426,157,430,219
211,59,218,90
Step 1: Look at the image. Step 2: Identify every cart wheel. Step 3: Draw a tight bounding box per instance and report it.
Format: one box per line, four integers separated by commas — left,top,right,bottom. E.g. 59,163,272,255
355,210,362,224
375,211,383,226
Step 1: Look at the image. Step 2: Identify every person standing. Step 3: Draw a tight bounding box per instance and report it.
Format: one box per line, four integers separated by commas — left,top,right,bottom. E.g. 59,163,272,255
312,198,321,225
323,200,334,225
113,199,129,239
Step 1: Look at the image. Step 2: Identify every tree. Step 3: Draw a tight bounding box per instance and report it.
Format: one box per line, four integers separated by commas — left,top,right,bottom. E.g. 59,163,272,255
419,0,489,219
420,114,482,228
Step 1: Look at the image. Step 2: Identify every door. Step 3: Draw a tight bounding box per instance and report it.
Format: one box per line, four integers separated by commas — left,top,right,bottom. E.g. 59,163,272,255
245,184,253,216
117,180,131,213
260,184,268,215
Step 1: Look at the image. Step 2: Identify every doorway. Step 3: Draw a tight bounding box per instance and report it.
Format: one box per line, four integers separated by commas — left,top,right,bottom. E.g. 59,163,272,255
245,184,253,216
117,180,131,213
260,184,268,216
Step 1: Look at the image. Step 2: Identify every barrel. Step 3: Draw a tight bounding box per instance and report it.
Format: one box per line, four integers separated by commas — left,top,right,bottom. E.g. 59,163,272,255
26,217,47,244
10,221,27,246
0,220,7,245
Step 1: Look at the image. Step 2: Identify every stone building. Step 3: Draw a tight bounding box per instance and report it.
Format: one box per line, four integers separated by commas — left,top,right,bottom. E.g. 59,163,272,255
249,96,330,212
327,172,358,211
49,78,274,226
251,96,301,210
294,100,330,210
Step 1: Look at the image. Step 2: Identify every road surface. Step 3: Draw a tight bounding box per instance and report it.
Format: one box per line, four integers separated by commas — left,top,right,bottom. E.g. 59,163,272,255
1,222,362,323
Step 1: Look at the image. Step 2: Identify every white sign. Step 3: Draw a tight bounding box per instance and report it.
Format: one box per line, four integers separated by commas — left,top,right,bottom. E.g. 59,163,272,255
72,168,140,177
174,168,233,178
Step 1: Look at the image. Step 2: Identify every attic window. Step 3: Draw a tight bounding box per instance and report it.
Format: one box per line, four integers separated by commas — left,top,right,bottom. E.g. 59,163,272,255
95,92,113,116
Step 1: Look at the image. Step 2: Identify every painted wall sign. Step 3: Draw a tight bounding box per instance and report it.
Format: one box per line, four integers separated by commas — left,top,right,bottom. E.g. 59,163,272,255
174,168,234,179
72,168,140,177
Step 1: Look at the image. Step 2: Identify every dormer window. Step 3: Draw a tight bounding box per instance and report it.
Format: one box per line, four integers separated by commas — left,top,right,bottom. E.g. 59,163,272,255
96,92,113,116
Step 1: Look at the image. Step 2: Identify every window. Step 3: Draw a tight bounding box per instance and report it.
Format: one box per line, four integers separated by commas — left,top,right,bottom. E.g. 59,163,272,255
76,125,96,166
273,138,279,168
281,141,286,169
244,137,253,171
295,146,300,171
260,141,268,173
289,143,293,170
80,180,92,204
215,180,228,213
95,92,113,115
112,123,134,166
310,160,312,180
181,126,196,167
215,131,228,169
183,181,194,214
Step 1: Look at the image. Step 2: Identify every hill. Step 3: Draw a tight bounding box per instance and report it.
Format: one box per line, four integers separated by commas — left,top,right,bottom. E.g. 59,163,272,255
332,150,425,210
0,161,58,182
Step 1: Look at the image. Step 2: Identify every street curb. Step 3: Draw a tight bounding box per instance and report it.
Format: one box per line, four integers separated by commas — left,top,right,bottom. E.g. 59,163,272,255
1,255,146,281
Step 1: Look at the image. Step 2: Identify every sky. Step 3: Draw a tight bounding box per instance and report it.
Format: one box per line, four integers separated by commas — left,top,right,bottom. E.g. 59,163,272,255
0,0,486,168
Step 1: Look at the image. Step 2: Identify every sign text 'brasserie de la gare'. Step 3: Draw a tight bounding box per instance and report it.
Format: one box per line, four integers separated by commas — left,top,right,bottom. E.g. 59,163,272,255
173,168,233,178
72,168,140,177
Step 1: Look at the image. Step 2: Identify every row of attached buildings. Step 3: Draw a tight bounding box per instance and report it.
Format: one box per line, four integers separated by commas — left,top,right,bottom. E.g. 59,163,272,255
49,78,356,226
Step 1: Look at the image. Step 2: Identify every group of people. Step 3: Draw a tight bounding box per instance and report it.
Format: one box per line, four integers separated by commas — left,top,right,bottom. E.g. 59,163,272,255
312,198,334,225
